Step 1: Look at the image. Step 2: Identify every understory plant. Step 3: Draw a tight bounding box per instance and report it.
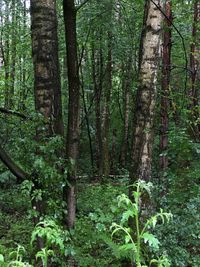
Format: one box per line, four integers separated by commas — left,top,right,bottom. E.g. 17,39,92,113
111,180,172,267
0,244,32,267
31,219,71,265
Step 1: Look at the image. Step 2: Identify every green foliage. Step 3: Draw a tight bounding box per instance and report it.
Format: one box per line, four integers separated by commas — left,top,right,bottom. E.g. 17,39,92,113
0,244,33,267
31,219,70,258
110,180,172,266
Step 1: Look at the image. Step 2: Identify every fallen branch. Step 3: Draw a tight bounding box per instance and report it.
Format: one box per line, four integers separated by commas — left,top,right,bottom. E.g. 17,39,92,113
0,144,28,183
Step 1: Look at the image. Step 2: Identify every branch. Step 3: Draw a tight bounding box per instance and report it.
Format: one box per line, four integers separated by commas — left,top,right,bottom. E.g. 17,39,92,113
76,0,90,12
0,144,28,183
0,107,28,119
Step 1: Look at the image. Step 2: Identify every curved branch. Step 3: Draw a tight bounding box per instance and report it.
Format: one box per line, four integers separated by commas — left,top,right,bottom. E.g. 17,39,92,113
0,107,28,120
0,144,28,183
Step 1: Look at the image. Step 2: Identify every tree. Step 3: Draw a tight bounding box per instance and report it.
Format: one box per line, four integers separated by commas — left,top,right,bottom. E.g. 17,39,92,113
130,0,163,183
63,0,80,229
102,30,112,178
31,0,64,137
189,0,200,141
160,0,172,172
30,0,64,250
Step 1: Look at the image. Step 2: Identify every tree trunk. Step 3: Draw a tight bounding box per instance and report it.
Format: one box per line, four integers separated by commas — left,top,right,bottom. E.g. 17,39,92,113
31,0,64,137
18,0,27,112
63,0,80,229
120,58,132,168
102,31,112,178
189,0,200,141
130,0,163,183
159,0,172,171
30,0,64,252
80,65,94,172
4,1,10,108
10,0,17,109
91,39,103,178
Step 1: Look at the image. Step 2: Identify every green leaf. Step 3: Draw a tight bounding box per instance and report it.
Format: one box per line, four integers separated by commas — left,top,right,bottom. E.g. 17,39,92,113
121,210,133,223
125,235,131,244
142,232,160,250
0,254,4,262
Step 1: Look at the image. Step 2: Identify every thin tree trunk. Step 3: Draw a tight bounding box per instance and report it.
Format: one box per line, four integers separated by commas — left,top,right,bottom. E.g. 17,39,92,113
63,0,80,229
120,59,132,168
110,128,117,173
159,0,172,171
10,0,17,109
102,31,112,178
80,65,94,172
91,41,103,178
4,1,10,108
130,0,163,183
189,0,200,140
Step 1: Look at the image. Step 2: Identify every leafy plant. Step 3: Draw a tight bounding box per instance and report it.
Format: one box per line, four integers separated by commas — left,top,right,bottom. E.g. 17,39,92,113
4,244,32,267
31,219,71,264
35,248,54,267
110,180,172,267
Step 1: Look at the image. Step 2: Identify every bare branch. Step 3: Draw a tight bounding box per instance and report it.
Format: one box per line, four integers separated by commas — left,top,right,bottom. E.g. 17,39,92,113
76,0,90,12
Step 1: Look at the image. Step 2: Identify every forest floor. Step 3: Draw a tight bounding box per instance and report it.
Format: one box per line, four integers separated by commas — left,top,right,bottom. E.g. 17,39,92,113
0,163,199,266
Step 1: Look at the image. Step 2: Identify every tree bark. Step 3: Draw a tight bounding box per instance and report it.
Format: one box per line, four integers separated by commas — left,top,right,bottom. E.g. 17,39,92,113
30,0,64,252
31,0,64,137
130,0,163,183
4,1,10,108
91,41,103,178
189,0,200,140
120,58,132,168
159,0,172,171
63,0,80,229
10,0,17,109
102,31,112,178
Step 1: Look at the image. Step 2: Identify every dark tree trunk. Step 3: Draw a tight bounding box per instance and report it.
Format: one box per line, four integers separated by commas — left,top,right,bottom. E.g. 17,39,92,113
102,31,112,178
160,0,172,171
63,0,80,229
91,40,103,178
0,144,27,183
120,58,132,168
189,0,200,140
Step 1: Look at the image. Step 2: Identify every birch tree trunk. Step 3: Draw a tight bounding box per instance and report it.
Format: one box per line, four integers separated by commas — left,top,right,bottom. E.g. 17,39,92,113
30,0,64,251
31,0,64,137
130,0,163,183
